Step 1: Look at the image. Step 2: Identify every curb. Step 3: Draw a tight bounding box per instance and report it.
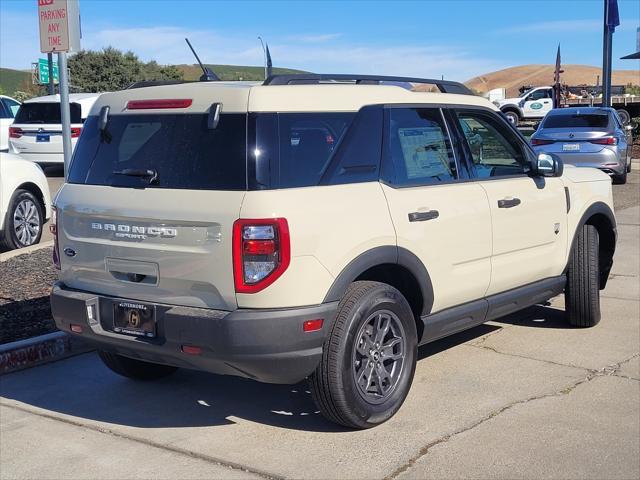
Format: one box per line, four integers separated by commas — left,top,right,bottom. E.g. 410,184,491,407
0,331,94,375
0,240,54,263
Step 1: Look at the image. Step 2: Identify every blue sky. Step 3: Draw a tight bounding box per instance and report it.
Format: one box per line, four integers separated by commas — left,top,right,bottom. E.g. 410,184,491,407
1,0,639,81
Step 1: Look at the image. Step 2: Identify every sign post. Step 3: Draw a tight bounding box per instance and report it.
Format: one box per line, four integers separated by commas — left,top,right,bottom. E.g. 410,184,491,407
47,53,55,94
38,0,81,181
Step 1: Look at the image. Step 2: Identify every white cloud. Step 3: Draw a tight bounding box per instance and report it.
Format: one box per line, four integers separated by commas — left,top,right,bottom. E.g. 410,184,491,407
287,33,343,43
495,19,601,35
0,19,503,81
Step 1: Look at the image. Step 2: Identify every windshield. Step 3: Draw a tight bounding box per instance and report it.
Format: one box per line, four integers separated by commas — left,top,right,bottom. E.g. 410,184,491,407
543,113,609,129
68,113,247,190
15,102,82,124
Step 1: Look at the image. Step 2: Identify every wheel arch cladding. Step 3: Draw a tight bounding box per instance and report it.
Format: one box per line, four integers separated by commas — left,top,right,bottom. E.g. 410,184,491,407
16,182,46,217
570,202,616,289
323,246,434,338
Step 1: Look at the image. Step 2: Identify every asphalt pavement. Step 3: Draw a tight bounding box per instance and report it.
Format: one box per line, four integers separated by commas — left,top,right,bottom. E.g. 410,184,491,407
1,182,638,478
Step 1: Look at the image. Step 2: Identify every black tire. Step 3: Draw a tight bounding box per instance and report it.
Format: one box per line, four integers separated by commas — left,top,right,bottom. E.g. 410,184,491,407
612,170,627,185
0,189,44,251
98,350,178,380
503,110,519,126
565,224,601,327
627,159,632,173
309,281,417,429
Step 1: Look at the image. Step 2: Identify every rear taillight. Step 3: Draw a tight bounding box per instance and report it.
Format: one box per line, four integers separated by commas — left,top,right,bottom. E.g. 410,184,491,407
233,218,290,293
531,138,554,146
589,137,618,145
9,127,23,138
50,207,60,269
71,127,82,138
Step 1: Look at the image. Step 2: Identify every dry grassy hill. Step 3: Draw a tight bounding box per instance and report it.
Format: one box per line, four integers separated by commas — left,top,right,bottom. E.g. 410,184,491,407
466,64,639,97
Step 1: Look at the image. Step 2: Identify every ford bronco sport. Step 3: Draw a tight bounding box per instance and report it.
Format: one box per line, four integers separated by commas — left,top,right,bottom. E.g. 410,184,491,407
50,74,616,429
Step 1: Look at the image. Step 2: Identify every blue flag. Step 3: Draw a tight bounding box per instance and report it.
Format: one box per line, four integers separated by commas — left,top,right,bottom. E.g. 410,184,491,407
606,0,620,32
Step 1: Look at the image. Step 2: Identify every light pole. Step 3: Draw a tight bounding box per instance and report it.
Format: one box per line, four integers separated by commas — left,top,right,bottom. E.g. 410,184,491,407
258,36,267,80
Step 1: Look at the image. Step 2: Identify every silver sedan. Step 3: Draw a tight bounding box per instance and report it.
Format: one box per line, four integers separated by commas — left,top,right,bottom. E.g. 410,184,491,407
530,107,633,184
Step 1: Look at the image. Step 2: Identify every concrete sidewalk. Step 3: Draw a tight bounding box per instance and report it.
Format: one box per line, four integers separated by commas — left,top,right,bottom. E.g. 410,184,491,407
1,207,638,480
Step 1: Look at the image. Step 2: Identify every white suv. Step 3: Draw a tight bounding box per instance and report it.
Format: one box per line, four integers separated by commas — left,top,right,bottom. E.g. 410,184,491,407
49,75,616,429
9,93,100,166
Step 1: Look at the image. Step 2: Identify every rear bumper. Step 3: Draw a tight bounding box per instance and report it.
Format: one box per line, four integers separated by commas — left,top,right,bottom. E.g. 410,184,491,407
532,147,626,175
7,151,64,165
50,282,337,384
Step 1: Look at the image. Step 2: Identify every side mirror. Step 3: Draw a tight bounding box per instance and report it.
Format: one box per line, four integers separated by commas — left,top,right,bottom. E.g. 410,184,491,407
536,153,563,177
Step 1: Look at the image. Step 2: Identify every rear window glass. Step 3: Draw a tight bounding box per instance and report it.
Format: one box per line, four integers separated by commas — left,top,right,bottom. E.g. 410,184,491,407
14,102,82,124
543,113,609,129
68,113,247,190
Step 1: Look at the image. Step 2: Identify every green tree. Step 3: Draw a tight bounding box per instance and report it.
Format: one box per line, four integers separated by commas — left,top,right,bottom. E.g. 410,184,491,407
68,47,183,92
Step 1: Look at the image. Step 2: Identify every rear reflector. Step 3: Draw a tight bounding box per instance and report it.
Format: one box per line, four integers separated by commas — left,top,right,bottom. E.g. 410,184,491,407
303,319,324,332
126,99,193,110
181,345,202,355
70,324,83,333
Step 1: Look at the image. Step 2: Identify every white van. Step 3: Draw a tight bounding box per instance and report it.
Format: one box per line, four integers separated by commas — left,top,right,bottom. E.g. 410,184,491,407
8,93,100,166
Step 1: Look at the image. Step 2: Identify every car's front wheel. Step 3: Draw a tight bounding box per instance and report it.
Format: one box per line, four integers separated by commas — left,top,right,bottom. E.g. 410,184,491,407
98,351,178,380
309,281,417,429
565,224,601,327
0,189,44,251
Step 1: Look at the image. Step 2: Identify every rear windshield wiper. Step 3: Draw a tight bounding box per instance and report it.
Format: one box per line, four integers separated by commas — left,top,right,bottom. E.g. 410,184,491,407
113,168,158,184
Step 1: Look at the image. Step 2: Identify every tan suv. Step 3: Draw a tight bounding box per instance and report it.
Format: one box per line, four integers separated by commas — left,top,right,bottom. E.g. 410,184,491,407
50,74,617,429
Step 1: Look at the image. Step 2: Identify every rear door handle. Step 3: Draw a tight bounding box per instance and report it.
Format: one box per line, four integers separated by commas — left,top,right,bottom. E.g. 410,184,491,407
408,210,439,222
497,197,521,209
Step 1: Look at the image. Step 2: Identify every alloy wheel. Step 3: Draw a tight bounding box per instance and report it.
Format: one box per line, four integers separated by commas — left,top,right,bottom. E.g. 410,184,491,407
13,199,41,246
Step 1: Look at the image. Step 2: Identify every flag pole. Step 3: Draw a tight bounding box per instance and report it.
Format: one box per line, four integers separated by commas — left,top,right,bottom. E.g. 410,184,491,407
602,0,612,107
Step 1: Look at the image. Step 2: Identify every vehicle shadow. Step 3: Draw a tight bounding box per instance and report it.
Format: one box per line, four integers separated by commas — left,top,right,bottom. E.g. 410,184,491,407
494,303,572,330
1,323,500,433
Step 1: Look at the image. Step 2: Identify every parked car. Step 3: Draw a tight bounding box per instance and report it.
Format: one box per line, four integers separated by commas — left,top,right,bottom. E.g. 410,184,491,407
0,152,51,250
8,93,100,166
0,95,21,151
531,107,633,184
50,75,616,429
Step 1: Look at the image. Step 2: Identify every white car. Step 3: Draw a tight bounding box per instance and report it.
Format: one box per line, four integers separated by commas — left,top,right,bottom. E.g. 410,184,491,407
0,95,21,151
0,152,51,250
496,86,554,126
8,93,100,166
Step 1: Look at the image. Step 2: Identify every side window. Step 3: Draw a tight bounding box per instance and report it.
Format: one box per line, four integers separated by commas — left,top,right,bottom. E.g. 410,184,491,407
528,89,550,101
455,110,529,178
0,101,9,119
321,106,383,185
277,112,353,188
381,107,457,187
3,98,21,118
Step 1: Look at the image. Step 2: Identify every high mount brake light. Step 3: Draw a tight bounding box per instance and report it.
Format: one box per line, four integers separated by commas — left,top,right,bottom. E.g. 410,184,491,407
126,99,193,110
531,138,554,146
9,127,23,138
589,137,618,145
71,127,82,138
50,207,60,270
233,218,290,294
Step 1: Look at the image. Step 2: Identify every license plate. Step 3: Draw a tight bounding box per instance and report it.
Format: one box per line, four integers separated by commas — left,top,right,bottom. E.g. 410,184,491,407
113,301,156,338
563,143,580,151
36,134,50,143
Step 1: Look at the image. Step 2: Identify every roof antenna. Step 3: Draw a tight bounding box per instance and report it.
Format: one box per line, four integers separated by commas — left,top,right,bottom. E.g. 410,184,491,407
185,38,220,81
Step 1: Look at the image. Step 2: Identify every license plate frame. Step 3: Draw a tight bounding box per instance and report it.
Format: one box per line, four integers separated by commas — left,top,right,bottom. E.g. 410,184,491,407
36,133,50,143
113,301,156,338
562,143,580,152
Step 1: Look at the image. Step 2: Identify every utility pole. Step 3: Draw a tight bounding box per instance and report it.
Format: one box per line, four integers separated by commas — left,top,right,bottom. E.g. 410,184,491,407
47,53,55,95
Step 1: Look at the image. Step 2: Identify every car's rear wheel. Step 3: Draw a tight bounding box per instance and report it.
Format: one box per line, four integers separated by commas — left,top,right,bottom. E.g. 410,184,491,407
98,350,178,380
309,281,417,429
0,189,44,251
565,224,601,327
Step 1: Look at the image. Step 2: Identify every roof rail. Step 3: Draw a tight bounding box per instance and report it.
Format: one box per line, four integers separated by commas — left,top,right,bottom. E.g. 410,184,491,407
263,74,473,95
126,80,195,90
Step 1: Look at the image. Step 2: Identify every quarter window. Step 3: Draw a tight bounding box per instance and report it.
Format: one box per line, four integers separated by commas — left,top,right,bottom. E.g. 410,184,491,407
382,108,457,187
455,110,529,178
